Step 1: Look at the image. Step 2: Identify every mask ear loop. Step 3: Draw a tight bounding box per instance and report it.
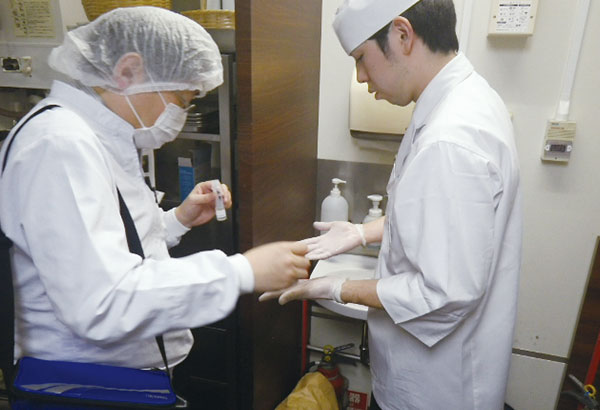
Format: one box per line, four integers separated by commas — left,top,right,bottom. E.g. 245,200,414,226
125,95,148,129
144,69,170,108
156,90,169,107
124,69,168,129
127,68,195,129
145,69,198,111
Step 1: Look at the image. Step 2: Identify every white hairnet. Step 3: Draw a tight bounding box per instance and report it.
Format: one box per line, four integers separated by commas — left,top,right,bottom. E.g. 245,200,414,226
333,0,421,55
48,6,223,96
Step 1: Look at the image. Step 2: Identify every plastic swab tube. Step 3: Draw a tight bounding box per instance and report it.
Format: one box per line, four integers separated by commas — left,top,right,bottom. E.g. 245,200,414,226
211,179,227,221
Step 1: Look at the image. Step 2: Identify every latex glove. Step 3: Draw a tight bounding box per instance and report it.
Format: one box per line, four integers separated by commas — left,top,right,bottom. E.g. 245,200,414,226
299,221,365,260
175,180,232,228
259,276,346,305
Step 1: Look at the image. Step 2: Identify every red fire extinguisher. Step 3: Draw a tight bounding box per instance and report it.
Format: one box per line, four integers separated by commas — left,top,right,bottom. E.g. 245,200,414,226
317,343,353,409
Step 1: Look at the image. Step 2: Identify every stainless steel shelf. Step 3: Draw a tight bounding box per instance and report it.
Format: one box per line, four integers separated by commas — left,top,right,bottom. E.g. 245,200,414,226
207,29,235,54
178,132,221,142
176,54,234,187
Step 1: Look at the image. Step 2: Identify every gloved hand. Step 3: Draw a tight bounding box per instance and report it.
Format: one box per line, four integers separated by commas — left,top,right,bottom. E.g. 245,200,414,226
300,221,365,260
258,276,346,305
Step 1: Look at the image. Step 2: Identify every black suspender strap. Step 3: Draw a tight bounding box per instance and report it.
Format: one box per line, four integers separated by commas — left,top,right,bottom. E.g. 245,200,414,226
1,104,60,174
117,189,146,259
0,228,15,385
117,189,171,379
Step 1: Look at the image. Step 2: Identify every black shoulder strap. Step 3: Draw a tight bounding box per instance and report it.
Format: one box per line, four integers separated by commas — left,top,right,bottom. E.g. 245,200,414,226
0,104,60,387
116,189,170,379
117,189,145,259
1,104,60,174
0,228,15,387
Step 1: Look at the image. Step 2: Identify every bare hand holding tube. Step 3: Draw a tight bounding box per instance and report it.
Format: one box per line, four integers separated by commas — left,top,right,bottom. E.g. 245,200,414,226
175,180,232,227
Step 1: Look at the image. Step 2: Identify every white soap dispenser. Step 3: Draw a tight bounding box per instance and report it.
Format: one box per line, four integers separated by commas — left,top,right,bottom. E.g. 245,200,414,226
321,178,349,223
363,194,383,224
363,194,383,250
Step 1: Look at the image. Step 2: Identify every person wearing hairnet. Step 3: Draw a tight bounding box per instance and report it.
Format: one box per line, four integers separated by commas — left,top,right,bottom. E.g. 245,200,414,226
261,1,522,409
0,6,309,371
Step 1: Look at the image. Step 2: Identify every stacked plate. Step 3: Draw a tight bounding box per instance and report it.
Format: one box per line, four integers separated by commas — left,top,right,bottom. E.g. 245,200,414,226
183,107,219,133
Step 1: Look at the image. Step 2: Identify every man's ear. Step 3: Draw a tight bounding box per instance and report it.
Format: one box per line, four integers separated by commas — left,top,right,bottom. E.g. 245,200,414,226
112,53,145,90
390,16,415,55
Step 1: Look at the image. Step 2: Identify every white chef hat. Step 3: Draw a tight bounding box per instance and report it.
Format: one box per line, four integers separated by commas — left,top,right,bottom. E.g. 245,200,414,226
48,6,223,96
333,0,421,55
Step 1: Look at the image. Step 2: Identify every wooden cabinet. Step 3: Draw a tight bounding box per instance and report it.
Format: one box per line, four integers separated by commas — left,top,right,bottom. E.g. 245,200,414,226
234,1,321,408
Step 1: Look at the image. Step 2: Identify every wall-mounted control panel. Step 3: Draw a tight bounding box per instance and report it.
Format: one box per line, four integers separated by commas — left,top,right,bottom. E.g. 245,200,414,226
488,0,539,36
541,120,576,163
1,56,32,76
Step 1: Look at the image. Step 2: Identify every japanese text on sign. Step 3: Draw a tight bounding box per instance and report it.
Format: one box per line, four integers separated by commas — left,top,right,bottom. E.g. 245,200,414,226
10,0,55,38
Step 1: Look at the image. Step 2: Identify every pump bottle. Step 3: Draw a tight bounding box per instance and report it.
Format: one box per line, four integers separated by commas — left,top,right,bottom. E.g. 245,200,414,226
362,194,383,224
363,194,383,249
320,178,349,223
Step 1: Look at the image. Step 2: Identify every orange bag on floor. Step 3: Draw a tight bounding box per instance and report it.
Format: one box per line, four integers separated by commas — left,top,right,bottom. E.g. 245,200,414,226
276,372,338,410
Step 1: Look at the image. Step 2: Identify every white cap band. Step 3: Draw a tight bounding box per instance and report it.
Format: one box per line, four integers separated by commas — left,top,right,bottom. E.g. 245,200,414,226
333,0,421,55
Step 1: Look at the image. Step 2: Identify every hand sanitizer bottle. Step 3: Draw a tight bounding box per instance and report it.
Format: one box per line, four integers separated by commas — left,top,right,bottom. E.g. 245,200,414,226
321,178,349,223
363,194,383,250
362,194,383,224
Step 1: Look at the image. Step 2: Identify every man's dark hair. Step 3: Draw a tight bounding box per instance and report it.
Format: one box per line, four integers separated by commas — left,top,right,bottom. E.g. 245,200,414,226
369,0,459,55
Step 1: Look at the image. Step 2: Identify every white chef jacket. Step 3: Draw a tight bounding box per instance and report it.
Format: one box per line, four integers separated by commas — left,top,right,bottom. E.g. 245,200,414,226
369,54,522,410
0,81,253,369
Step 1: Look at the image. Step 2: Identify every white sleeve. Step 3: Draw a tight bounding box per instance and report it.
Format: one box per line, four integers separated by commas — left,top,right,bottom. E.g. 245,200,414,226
162,207,190,248
229,253,255,294
161,210,254,292
13,112,250,344
378,141,502,347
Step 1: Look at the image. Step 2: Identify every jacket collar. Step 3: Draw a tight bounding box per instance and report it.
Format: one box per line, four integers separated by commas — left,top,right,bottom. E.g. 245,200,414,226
410,53,474,136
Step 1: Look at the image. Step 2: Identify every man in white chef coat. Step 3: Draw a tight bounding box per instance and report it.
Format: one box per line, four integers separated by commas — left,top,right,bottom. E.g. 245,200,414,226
0,7,310,372
261,0,522,409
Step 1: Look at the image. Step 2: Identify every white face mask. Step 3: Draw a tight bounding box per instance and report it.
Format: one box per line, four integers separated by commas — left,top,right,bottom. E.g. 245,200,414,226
125,91,191,149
